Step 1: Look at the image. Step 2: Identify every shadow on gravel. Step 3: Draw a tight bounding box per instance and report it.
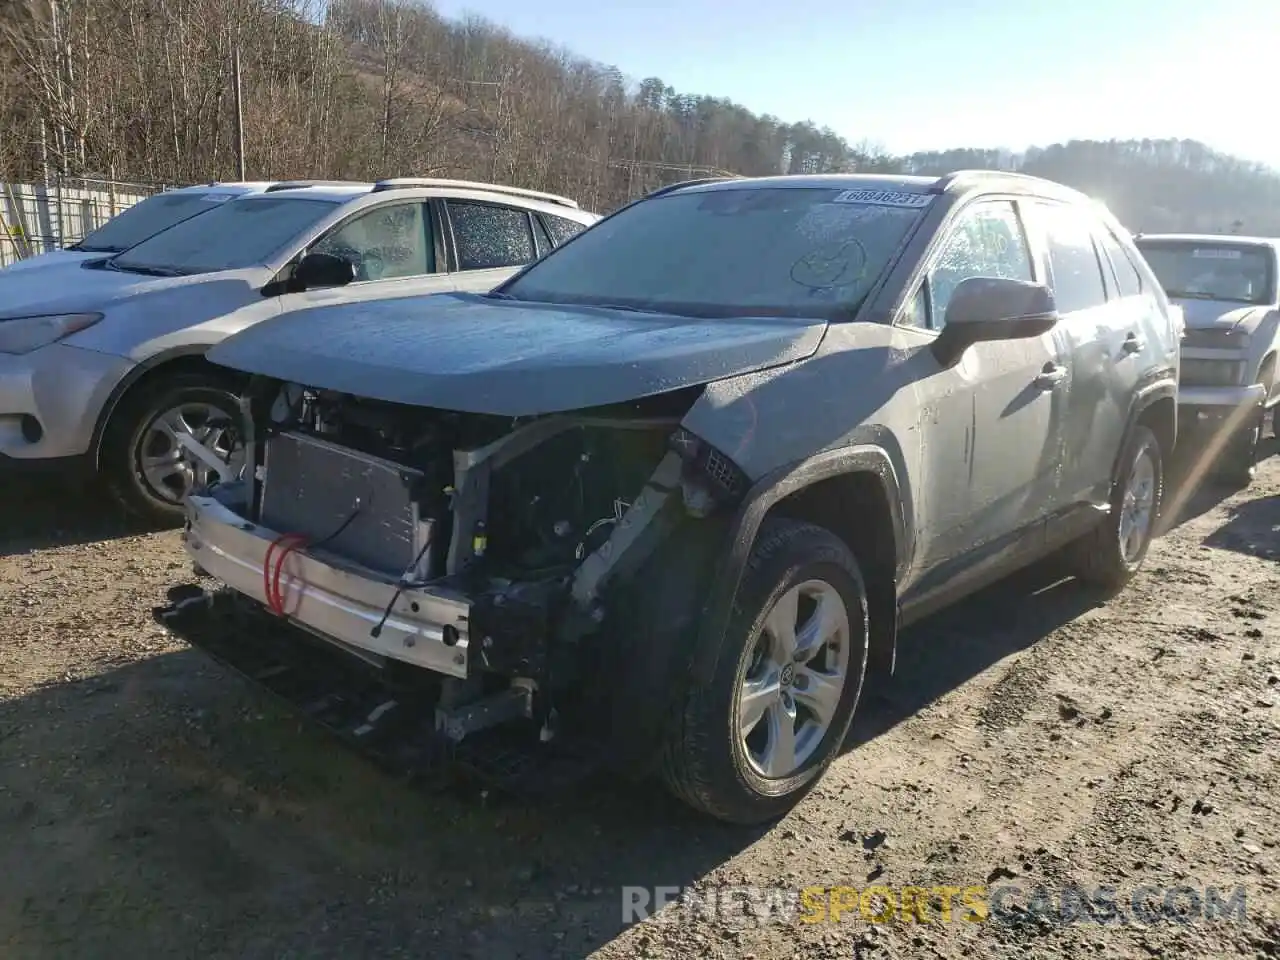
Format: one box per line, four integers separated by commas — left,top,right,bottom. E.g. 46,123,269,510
1160,435,1280,533
0,476,151,556
0,648,766,959
848,556,1107,749
1202,493,1280,560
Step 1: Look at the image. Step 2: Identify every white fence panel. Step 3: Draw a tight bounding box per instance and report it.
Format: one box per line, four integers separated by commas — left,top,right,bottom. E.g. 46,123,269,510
0,181,161,267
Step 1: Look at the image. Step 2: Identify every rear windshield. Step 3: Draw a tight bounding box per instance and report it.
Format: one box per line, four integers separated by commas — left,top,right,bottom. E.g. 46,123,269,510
113,196,335,275
500,186,929,320
1136,240,1276,305
76,192,229,253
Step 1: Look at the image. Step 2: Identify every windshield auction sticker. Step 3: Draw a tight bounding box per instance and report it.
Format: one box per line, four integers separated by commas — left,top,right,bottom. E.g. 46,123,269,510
831,189,933,208
1191,248,1243,259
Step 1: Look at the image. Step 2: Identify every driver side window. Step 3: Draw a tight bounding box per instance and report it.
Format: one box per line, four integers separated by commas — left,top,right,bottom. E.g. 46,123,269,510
926,200,1033,330
311,202,434,281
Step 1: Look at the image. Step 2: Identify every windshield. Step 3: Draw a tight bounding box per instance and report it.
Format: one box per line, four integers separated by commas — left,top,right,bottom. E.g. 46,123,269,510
76,192,235,253
1136,241,1276,305
113,196,335,275
499,186,928,319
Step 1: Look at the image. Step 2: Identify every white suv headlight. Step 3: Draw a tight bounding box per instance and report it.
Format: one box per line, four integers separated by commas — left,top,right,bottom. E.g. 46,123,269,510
0,313,102,355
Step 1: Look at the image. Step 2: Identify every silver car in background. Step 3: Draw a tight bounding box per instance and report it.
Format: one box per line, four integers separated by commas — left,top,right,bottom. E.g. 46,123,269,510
0,178,598,521
1135,233,1280,484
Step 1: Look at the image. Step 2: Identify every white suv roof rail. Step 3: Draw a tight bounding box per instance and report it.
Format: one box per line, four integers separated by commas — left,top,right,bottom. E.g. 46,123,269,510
265,180,364,192
370,177,580,209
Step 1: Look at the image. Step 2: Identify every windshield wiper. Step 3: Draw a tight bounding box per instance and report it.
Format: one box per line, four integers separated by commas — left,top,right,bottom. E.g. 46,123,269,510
589,302,667,315
103,259,182,277
1166,290,1226,301
74,243,124,254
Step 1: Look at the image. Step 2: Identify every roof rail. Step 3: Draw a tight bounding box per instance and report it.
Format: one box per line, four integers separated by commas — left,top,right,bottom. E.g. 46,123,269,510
932,168,1046,192
265,180,361,192
370,177,579,209
644,177,740,200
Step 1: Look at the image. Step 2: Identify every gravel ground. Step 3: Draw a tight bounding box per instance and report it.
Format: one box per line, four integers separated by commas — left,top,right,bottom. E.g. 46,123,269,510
1,446,1278,960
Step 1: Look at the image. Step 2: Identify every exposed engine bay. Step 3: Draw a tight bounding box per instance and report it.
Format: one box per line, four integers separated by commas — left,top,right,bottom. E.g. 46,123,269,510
175,374,747,752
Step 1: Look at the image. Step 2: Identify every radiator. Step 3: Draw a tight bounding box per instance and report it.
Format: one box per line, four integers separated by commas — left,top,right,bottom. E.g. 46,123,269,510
259,432,435,579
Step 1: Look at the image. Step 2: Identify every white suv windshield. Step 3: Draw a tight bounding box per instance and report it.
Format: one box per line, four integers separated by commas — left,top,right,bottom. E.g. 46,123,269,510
1137,241,1276,305
500,187,927,319
77,192,227,254
113,197,336,275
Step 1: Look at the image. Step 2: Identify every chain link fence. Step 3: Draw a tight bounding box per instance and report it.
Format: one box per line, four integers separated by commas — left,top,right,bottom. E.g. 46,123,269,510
0,177,170,267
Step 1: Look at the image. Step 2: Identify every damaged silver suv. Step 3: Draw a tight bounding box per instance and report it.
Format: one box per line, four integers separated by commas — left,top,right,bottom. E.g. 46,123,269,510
155,172,1181,824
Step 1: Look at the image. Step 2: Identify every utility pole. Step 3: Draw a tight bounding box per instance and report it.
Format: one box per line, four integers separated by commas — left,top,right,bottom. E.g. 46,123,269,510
232,43,246,179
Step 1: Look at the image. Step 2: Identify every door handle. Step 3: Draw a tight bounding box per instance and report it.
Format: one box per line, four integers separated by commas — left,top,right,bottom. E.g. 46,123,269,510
1035,363,1067,389
1122,332,1145,354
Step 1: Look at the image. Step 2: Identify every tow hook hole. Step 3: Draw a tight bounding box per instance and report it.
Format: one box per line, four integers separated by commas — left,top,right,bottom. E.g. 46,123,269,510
442,624,460,647
19,415,42,444
410,601,420,613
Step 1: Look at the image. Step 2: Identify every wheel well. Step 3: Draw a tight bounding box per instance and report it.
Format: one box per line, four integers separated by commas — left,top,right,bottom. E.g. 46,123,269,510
92,353,243,467
1259,352,1277,401
1137,395,1176,460
767,471,899,675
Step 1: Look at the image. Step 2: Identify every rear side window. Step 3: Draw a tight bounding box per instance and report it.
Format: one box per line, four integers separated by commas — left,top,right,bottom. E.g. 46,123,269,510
1035,203,1108,313
1098,229,1143,298
447,201,536,270
542,214,587,246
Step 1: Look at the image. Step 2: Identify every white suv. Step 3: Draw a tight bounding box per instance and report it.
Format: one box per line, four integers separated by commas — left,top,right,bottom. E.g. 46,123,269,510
0,178,598,520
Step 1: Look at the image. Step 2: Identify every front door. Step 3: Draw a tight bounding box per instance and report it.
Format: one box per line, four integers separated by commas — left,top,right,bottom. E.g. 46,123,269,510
1024,200,1136,509
283,200,456,314
912,197,1070,573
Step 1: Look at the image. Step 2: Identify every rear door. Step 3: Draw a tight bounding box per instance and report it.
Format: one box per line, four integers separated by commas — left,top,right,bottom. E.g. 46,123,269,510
1023,200,1134,508
442,199,545,292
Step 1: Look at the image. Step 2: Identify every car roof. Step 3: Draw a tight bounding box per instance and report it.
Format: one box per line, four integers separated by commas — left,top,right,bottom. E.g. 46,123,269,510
1134,232,1280,248
168,181,279,197
244,184,373,203
671,173,939,194
663,170,1093,206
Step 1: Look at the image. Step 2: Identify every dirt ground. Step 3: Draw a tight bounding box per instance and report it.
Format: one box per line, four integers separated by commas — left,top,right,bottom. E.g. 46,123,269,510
1,443,1278,960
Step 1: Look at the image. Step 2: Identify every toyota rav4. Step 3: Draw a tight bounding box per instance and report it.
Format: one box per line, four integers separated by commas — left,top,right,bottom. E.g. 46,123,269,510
154,171,1181,825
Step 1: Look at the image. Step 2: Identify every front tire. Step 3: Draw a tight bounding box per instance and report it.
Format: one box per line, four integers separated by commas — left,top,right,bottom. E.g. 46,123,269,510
101,372,244,526
661,518,869,825
1068,424,1163,592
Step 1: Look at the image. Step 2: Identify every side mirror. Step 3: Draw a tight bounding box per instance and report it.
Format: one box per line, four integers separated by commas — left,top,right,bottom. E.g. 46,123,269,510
932,276,1059,367
293,251,356,290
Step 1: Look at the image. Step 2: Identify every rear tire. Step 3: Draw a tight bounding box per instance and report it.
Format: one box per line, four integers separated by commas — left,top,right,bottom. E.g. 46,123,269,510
101,372,244,526
1067,424,1163,592
1214,404,1263,489
660,518,869,825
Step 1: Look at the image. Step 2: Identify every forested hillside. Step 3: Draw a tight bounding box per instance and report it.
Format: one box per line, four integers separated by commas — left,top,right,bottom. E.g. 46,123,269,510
4,0,1280,232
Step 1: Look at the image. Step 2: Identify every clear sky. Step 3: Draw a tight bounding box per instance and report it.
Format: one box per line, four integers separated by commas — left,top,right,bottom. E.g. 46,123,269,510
430,0,1280,169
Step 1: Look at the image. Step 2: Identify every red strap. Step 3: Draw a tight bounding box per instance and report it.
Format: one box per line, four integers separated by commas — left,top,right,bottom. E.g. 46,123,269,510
263,533,308,616
271,536,308,615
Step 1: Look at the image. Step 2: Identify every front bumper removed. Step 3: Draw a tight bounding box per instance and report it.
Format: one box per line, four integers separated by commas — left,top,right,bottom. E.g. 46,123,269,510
183,494,473,679
151,588,605,795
